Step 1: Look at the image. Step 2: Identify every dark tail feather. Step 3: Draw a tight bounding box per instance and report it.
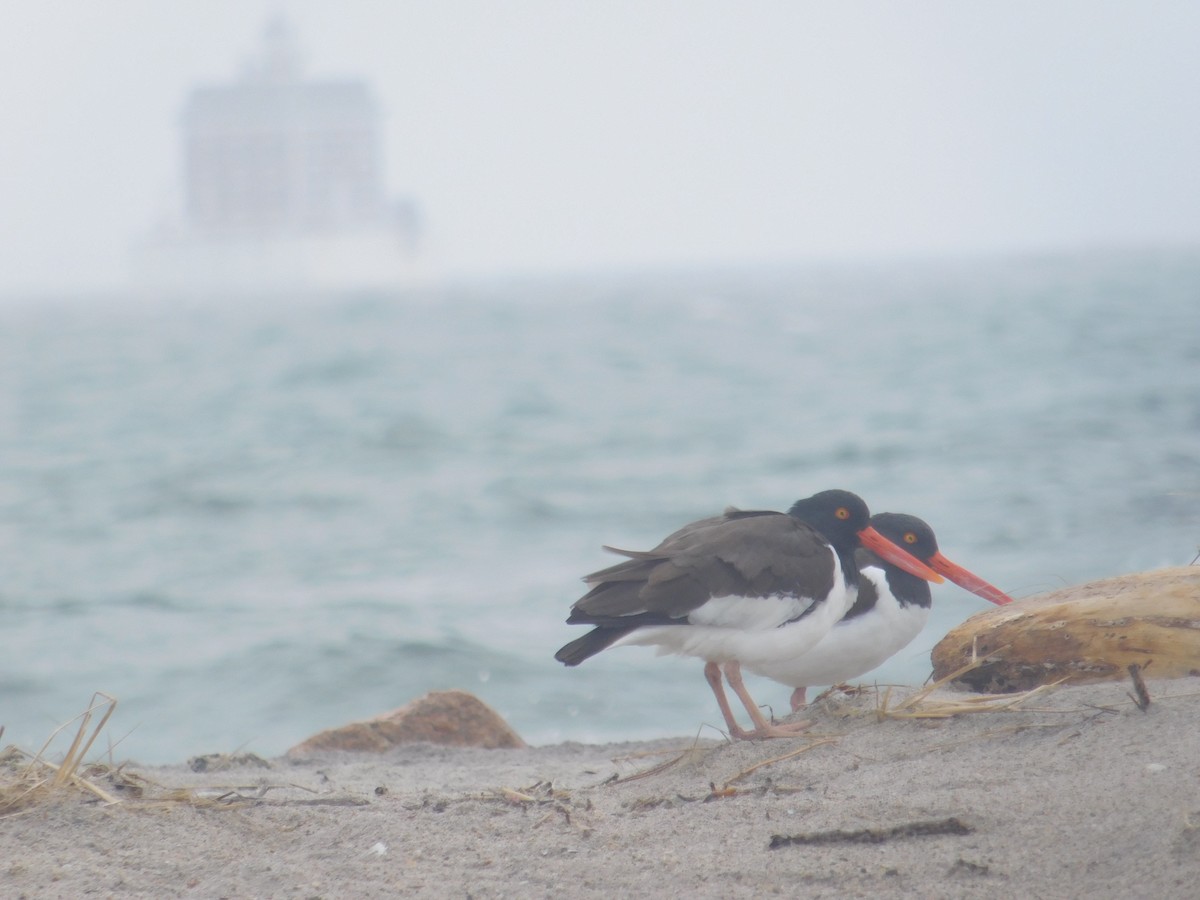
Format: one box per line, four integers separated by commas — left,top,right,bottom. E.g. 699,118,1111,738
554,626,636,666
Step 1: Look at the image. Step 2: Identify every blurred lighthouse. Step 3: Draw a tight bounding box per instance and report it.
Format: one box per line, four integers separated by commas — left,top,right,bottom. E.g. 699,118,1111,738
135,17,426,296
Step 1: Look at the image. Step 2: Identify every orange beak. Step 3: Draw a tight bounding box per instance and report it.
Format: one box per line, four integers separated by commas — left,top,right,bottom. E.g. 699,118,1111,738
927,551,1013,605
858,526,945,584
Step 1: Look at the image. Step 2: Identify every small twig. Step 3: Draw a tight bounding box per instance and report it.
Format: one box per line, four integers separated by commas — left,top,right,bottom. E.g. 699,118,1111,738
1080,702,1123,714
706,782,739,800
607,731,710,785
1127,664,1152,712
499,787,537,805
606,750,690,784
721,737,839,788
609,744,703,764
769,816,973,849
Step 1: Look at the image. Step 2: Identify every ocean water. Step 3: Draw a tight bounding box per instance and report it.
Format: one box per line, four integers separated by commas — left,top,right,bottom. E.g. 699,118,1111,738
2,250,1198,763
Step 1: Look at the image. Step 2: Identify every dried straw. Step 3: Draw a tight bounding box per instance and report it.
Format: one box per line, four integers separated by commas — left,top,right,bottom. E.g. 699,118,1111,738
1,692,121,815
874,651,1065,720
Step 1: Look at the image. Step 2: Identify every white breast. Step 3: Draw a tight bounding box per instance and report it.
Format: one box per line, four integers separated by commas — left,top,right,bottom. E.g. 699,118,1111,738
743,565,930,688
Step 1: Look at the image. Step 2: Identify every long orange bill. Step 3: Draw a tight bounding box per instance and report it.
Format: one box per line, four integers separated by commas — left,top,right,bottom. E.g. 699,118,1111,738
927,551,1013,605
858,526,945,584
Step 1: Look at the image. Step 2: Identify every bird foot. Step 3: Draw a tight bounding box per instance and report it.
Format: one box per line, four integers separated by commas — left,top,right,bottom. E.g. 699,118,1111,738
728,718,814,741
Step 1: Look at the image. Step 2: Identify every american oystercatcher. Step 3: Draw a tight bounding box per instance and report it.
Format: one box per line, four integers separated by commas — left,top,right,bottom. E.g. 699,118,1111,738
554,490,944,740
744,511,1014,711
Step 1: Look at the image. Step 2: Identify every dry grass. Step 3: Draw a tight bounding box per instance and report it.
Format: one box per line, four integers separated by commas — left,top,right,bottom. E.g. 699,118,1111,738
1,696,311,815
1,692,121,816
873,652,1066,720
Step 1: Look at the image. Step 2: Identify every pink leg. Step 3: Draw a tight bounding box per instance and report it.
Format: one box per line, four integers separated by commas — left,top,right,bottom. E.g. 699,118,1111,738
703,661,754,740
722,662,813,740
789,686,808,713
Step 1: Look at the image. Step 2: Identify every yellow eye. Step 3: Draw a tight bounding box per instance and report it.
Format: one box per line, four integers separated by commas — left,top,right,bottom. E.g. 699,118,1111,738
835,507,850,520
904,532,918,544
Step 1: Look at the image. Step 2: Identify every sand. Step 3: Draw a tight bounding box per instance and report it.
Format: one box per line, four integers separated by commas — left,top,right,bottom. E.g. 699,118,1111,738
3,677,1199,899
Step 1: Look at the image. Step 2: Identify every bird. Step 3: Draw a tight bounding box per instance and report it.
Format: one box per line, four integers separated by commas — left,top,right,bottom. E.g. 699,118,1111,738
554,489,945,740
743,511,1014,712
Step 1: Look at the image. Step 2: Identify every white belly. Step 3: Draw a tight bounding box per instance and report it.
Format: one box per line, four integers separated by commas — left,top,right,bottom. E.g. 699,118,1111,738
744,565,929,687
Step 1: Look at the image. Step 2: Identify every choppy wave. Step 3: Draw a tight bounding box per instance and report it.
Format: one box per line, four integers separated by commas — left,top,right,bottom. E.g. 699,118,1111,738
1,250,1198,761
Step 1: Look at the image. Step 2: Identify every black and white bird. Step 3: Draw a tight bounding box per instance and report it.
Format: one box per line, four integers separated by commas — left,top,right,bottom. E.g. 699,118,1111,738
554,490,944,740
744,511,1013,711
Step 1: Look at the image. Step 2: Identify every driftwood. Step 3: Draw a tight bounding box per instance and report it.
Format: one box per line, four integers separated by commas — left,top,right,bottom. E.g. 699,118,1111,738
931,567,1200,692
769,817,973,849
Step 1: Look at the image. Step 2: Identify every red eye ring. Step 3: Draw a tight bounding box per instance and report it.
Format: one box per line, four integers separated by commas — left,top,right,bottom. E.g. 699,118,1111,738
835,507,850,520
904,532,918,544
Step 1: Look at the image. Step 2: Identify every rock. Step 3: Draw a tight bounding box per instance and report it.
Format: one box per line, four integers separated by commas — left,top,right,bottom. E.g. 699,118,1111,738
286,690,527,757
931,566,1200,692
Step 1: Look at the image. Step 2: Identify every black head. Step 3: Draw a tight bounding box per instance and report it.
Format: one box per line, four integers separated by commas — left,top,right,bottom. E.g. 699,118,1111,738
868,512,939,563
786,489,872,552
861,511,1012,606
851,511,940,612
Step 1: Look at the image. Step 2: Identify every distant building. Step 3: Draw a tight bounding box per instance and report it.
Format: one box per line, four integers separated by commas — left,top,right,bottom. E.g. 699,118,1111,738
134,17,426,295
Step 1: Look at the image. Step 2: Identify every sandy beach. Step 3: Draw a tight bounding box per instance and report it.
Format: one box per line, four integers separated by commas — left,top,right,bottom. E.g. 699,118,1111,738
3,676,1199,899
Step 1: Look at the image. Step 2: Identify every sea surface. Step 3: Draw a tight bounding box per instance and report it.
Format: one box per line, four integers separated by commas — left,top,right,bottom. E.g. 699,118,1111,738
2,250,1198,763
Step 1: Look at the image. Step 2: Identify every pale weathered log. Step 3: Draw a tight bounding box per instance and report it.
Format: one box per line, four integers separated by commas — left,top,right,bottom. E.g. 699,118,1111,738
931,567,1200,692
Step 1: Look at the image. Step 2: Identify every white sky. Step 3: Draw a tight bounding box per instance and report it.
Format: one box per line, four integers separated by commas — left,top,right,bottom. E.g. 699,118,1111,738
2,1,1199,293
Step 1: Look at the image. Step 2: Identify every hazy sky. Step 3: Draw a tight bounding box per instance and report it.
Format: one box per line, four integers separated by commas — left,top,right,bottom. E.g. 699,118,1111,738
2,2,1199,293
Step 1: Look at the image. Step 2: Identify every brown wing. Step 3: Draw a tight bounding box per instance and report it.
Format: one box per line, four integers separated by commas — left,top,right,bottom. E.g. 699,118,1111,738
587,507,775,573
567,510,836,626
